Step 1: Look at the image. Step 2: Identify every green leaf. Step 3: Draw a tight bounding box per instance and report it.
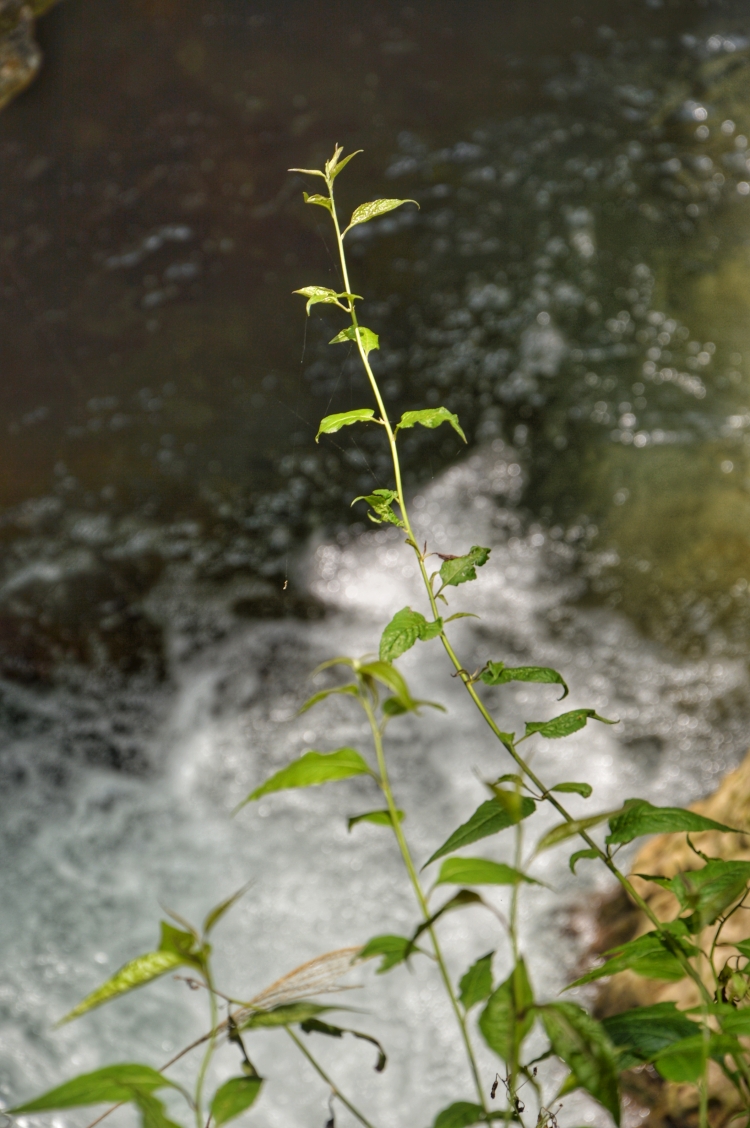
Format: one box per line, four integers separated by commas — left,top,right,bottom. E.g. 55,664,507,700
654,1033,741,1082
438,546,491,589
432,1103,486,1128
348,809,404,831
210,1078,263,1126
360,934,420,974
288,166,326,179
58,949,187,1025
293,284,338,312
606,799,739,846
435,858,538,888
300,1019,387,1072
358,660,421,712
458,951,494,1010
569,848,599,873
535,812,615,854
524,709,616,740
479,959,535,1064
642,860,750,933
315,408,375,442
539,1002,620,1125
352,488,402,526
158,922,204,962
298,684,359,715
552,782,593,798
346,198,419,231
379,606,443,662
133,1091,182,1128
327,148,362,180
329,325,380,355
240,748,373,806
302,192,332,211
240,1002,336,1029
601,1002,697,1071
480,662,569,700
410,890,484,948
395,406,466,443
566,929,692,989
202,882,253,936
735,938,750,960
10,1065,174,1112
425,797,536,866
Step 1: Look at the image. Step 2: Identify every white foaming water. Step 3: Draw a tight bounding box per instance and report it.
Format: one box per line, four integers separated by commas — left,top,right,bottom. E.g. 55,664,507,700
2,445,750,1128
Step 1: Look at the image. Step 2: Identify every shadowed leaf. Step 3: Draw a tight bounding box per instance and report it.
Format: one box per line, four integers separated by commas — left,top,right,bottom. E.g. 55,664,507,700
425,797,536,866
432,1103,486,1128
10,1066,175,1112
539,1002,620,1124
602,1003,697,1071
202,883,253,937
524,709,616,740
566,927,694,989
607,799,739,846
480,662,568,700
210,1078,263,1125
458,951,494,1010
348,809,404,832
479,959,535,1064
300,1018,387,1071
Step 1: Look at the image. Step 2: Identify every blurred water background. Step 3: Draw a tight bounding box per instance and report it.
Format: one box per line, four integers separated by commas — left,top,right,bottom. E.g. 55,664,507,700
5,1,750,1125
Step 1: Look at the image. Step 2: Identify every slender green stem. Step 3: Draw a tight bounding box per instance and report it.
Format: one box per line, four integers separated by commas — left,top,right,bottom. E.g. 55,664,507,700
358,694,490,1116
285,1026,378,1128
194,970,219,1128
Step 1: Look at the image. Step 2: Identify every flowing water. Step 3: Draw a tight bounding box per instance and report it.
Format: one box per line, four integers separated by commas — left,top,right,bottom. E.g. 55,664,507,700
5,1,750,1125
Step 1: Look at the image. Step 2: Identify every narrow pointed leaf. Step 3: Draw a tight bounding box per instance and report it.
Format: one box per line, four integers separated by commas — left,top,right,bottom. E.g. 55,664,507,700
328,149,362,179
395,406,465,442
435,858,538,888
240,749,372,806
606,799,739,846
203,882,254,936
210,1077,263,1126
479,959,535,1063
10,1066,174,1112
438,546,490,588
315,408,375,442
480,662,569,699
358,660,419,711
302,192,332,211
539,1002,620,1125
300,1018,387,1071
524,709,616,740
566,929,692,989
347,198,419,230
379,606,443,662
289,167,325,178
58,950,186,1024
432,1103,486,1128
329,325,379,355
535,812,614,854
348,809,404,831
569,848,599,873
458,951,494,1010
425,797,535,866
359,934,423,974
298,684,359,714
410,890,483,947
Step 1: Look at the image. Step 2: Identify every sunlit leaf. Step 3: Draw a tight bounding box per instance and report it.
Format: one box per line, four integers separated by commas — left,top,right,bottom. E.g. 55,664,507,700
435,857,538,888
348,809,404,832
524,709,616,740
293,283,338,312
239,749,373,808
329,324,380,355
601,1002,697,1072
379,606,443,662
300,1018,387,1072
432,1103,486,1128
240,1002,337,1029
327,148,362,180
346,198,419,232
302,192,332,211
315,408,375,442
210,1078,263,1126
425,797,536,866
288,166,325,179
351,487,402,526
606,799,738,846
203,882,254,937
438,546,490,589
539,1002,620,1125
58,949,187,1025
566,927,694,989
10,1065,175,1112
395,406,466,442
551,781,593,798
458,951,494,1010
479,959,535,1063
480,661,569,699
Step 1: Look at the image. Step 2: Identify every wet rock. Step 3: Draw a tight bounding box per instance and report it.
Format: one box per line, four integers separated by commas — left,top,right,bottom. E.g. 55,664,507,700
590,751,750,1126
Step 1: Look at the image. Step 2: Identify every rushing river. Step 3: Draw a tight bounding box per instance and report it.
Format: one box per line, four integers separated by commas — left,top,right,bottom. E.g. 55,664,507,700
5,2,750,1126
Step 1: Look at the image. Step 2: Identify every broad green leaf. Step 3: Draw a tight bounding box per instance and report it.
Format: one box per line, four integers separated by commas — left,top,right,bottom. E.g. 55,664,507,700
302,192,332,210
240,1002,335,1029
158,922,204,962
654,1033,741,1082
458,951,494,1010
58,950,186,1024
240,748,373,806
566,929,691,989
352,488,402,526
425,797,536,866
479,959,535,1064
640,860,750,933
202,882,253,937
210,1078,263,1126
606,799,738,846
569,848,599,873
601,1002,697,1071
329,325,380,355
327,148,362,180
379,606,443,662
535,812,615,854
552,781,593,798
348,809,404,832
432,1103,486,1128
315,408,375,442
539,1002,620,1125
346,198,419,231
358,660,420,712
480,662,569,700
360,934,419,974
300,1018,387,1072
735,938,750,960
486,784,528,824
10,1065,174,1112
133,1091,182,1128
435,858,537,888
712,1009,750,1037
298,684,359,715
438,546,491,589
395,406,466,443
524,709,616,740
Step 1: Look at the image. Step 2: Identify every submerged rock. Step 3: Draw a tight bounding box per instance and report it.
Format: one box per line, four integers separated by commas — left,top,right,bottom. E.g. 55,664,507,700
591,752,750,1126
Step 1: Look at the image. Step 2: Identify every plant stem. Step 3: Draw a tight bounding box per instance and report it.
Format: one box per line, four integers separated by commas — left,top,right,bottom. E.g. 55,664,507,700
194,970,219,1128
359,694,490,1116
285,1026,378,1128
